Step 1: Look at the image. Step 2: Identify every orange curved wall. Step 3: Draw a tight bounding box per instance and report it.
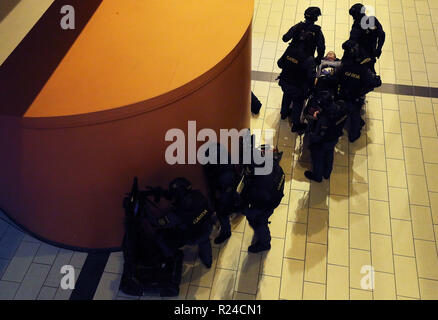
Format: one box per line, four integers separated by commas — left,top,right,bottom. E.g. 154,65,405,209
0,1,253,250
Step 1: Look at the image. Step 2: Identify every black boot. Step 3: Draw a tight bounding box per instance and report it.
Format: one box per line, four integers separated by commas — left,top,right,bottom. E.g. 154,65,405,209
214,230,231,244
305,170,322,183
248,242,271,253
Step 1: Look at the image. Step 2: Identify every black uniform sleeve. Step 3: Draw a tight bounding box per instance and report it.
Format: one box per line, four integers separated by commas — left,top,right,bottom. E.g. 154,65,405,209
305,58,317,89
316,30,326,62
282,24,298,43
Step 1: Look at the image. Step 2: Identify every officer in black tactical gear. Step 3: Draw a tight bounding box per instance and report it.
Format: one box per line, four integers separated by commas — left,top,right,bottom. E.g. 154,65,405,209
277,41,317,132
343,3,385,73
282,7,325,65
240,140,285,253
156,178,214,268
303,92,349,182
204,144,243,244
335,42,382,142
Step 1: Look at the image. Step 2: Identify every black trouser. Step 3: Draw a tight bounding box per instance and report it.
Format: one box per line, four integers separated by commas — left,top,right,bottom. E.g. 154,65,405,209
279,79,305,125
347,100,364,142
309,139,338,181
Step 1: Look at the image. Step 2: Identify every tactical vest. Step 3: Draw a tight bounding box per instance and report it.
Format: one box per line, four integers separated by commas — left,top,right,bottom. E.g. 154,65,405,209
278,46,309,85
337,62,367,100
354,21,379,55
290,22,320,57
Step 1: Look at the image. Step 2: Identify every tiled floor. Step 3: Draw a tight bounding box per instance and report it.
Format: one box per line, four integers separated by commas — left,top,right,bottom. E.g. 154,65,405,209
1,0,438,300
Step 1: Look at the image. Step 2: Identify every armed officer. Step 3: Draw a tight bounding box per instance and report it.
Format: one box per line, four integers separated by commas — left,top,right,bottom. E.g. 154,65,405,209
240,142,285,253
335,42,382,142
344,3,385,73
204,144,243,245
155,178,214,268
303,92,349,182
282,7,325,66
277,40,317,132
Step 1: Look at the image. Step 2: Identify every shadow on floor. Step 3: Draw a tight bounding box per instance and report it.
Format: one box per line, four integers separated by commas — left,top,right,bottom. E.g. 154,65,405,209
0,0,20,23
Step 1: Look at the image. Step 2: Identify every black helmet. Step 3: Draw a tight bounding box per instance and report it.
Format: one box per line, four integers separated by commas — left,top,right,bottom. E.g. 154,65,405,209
168,177,192,199
349,3,365,20
304,7,321,22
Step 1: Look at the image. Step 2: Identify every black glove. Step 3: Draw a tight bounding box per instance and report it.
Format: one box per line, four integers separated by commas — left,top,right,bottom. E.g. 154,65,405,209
374,48,382,58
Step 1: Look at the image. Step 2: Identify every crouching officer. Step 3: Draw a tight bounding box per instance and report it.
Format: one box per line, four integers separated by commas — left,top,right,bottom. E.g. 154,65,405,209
344,3,385,73
240,142,285,253
204,144,243,244
304,92,349,182
336,42,382,142
283,7,325,66
277,41,316,132
154,178,214,268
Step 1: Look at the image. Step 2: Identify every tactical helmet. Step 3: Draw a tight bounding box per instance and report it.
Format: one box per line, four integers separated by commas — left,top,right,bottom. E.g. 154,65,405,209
168,177,192,199
349,3,365,20
304,7,322,22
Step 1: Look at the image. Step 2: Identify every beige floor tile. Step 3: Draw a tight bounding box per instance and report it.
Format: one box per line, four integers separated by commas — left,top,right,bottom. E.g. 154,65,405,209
288,190,309,224
304,243,327,284
385,133,404,159
398,100,417,124
430,192,438,224
234,292,256,300
280,258,304,300
401,123,421,148
307,209,328,245
382,93,399,110
370,200,392,235
210,268,237,300
368,170,389,201
391,219,415,257
366,119,385,144
417,114,437,138
216,232,243,270
411,205,435,241
394,255,420,299
326,265,349,300
191,248,220,288
407,175,430,206
270,204,288,238
350,213,371,251
334,136,349,167
365,97,383,120
349,154,368,183
256,275,280,300
350,249,371,290
367,144,387,172
309,180,329,210
383,109,401,134
350,289,373,300
387,159,407,188
260,238,284,277
242,221,254,252
404,147,425,175
328,227,349,267
415,97,434,114
278,125,296,149
303,282,325,300
328,195,349,229
349,183,369,215
421,137,438,163
374,272,396,300
414,240,438,280
330,166,349,196
370,234,394,273
397,295,419,300
425,163,438,192
231,214,246,233
284,222,307,260
291,161,310,191
279,146,294,175
235,251,262,295
419,278,438,300
186,285,211,300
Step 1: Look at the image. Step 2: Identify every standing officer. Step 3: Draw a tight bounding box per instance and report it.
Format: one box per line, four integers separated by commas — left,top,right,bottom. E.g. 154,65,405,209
304,92,349,182
336,42,382,142
240,143,285,253
277,41,316,132
204,144,243,244
282,7,326,65
344,3,385,73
